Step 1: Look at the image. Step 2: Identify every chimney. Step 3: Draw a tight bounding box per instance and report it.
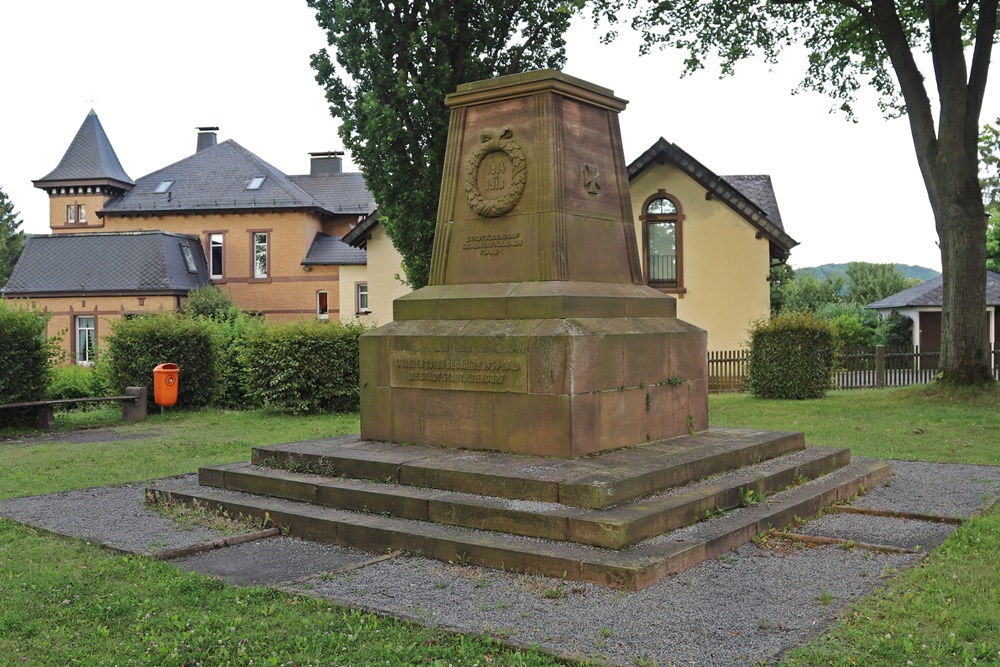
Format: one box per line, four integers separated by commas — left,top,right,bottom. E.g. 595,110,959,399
196,126,219,152
309,151,344,175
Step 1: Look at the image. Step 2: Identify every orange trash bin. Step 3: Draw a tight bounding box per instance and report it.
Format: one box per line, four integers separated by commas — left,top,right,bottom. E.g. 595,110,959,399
153,363,179,407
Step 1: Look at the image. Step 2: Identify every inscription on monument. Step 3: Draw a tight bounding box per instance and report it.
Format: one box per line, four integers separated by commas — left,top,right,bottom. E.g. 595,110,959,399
390,351,527,392
462,232,523,256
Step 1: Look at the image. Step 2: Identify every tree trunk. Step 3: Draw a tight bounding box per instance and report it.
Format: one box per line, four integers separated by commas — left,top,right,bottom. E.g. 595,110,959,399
932,172,994,385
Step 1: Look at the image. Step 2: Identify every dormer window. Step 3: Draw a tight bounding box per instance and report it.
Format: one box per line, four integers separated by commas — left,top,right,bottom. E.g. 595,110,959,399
180,243,198,274
246,176,266,190
154,180,174,193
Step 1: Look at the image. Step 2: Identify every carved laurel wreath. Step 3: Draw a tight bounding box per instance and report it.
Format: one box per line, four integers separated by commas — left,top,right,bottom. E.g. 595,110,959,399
464,128,527,218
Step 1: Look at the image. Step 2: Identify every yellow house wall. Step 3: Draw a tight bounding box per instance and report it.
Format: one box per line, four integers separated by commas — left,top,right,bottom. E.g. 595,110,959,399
97,210,346,323
629,164,772,351
363,223,411,326
10,294,181,363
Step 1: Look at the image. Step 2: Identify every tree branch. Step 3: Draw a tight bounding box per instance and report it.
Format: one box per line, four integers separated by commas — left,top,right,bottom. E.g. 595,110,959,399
967,0,998,125
869,0,937,156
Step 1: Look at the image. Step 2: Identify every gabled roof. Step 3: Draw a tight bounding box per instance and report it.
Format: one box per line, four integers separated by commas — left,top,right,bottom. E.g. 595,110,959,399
866,270,1000,309
342,210,381,249
34,110,133,188
0,231,210,295
101,140,374,217
627,138,798,261
302,232,367,266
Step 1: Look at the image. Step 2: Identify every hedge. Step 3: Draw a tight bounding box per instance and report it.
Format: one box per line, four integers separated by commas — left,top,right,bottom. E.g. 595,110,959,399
0,300,59,425
104,313,219,409
746,310,835,400
239,320,368,413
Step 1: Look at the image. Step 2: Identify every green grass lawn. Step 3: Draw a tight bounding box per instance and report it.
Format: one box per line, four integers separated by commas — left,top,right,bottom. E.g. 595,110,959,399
1,386,998,665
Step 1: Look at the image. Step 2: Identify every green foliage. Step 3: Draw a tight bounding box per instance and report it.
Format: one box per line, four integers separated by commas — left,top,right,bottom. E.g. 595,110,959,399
240,320,369,413
308,0,575,288
815,302,878,349
774,272,844,314
0,300,59,425
768,260,795,314
48,365,95,401
875,311,914,348
982,119,1000,273
845,262,918,306
104,314,219,409
0,187,24,287
213,310,266,409
185,285,234,321
746,311,834,400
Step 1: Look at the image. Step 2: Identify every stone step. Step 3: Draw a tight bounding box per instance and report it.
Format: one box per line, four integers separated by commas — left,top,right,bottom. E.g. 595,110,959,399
250,428,805,509
201,446,850,549
148,459,893,591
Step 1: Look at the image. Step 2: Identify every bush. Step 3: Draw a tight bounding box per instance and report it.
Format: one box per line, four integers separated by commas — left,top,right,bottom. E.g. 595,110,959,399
746,311,835,399
48,365,95,400
876,311,913,348
186,285,234,321
0,300,60,426
104,314,219,409
214,310,266,409
240,320,369,413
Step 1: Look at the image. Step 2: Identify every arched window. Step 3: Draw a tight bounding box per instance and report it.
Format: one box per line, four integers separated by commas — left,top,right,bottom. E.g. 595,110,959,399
640,190,684,290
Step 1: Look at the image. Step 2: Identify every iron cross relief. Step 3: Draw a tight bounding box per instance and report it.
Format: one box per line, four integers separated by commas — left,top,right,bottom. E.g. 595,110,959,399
584,164,601,195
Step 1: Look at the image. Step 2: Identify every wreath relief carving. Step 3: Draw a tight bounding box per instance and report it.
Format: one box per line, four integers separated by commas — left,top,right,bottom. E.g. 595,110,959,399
464,127,527,218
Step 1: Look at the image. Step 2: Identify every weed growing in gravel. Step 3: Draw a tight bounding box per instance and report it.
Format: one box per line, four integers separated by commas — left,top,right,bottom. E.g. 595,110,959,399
819,588,834,606
146,495,262,536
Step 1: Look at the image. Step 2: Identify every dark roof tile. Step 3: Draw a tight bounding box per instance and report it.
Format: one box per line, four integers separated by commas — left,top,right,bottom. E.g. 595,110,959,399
1,232,209,295
867,270,1000,309
102,140,374,216
302,233,367,266
35,110,133,186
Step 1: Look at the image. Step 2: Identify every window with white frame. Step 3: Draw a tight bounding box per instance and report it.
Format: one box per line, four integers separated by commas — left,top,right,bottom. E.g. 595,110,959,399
209,234,224,279
317,290,329,319
253,232,268,278
357,282,369,313
76,315,95,364
77,205,86,222
66,205,75,223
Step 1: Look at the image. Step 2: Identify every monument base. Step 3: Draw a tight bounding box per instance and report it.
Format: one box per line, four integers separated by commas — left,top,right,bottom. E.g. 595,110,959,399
360,281,708,458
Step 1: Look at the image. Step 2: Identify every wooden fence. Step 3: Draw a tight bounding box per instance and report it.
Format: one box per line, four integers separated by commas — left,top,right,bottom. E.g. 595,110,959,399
708,344,1000,393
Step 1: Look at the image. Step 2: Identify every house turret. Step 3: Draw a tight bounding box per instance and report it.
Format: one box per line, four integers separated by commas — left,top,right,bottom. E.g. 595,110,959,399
32,110,134,233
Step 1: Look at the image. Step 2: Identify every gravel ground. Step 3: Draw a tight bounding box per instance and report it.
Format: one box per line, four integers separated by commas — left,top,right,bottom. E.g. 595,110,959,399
1,459,998,667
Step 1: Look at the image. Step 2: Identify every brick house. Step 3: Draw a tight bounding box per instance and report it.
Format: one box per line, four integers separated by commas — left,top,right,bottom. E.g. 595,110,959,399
1,111,397,364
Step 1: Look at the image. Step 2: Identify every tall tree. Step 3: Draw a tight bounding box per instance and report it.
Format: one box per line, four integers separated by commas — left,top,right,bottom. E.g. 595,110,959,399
594,0,997,385
308,0,575,289
0,187,24,287
845,262,918,306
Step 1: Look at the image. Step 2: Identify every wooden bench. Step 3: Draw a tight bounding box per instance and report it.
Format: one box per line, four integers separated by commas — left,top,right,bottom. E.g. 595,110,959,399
0,387,147,431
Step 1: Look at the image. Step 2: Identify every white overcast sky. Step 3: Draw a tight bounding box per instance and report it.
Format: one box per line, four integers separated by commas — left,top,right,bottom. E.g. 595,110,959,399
5,1,997,272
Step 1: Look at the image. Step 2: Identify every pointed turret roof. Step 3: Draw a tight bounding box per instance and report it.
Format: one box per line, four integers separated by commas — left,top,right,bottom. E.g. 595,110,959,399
33,110,133,189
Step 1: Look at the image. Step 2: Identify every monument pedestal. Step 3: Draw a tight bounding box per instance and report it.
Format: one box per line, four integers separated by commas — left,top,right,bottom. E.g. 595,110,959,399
361,282,707,457
360,71,708,457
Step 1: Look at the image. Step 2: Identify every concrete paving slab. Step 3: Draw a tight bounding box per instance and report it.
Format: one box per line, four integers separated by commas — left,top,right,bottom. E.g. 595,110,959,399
173,536,375,586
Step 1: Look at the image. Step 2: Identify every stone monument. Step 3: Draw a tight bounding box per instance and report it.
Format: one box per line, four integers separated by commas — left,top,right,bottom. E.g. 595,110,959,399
360,70,708,458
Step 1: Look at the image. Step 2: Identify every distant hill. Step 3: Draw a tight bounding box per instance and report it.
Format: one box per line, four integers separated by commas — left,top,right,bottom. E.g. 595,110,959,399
795,263,940,284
